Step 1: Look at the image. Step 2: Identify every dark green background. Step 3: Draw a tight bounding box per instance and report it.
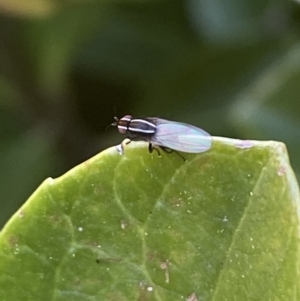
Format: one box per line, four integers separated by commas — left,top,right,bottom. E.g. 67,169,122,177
0,0,300,227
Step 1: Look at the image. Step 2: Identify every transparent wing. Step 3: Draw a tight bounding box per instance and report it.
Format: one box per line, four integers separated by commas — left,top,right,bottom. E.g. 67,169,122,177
150,119,212,153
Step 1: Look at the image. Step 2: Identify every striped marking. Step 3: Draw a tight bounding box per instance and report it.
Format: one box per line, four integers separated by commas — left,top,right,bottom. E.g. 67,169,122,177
120,117,131,122
128,127,155,134
117,116,157,136
118,126,128,131
130,119,157,128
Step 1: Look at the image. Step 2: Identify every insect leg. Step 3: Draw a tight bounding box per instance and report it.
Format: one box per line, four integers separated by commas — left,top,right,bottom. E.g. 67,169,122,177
148,143,161,156
160,147,173,153
160,147,186,162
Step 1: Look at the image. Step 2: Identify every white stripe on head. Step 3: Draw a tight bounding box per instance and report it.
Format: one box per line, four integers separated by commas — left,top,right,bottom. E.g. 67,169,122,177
121,117,131,122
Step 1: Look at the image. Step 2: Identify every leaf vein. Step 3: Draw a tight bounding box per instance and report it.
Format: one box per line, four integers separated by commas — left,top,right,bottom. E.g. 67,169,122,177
210,157,272,301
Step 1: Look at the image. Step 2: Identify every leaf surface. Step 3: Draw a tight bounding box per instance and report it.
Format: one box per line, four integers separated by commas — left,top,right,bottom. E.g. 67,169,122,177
0,138,299,301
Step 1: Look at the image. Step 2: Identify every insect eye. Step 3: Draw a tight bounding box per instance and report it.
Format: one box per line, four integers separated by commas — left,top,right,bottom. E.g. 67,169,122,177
114,115,130,134
117,126,127,134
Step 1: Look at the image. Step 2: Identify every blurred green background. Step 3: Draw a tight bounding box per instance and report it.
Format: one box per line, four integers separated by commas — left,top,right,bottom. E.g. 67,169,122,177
0,0,300,228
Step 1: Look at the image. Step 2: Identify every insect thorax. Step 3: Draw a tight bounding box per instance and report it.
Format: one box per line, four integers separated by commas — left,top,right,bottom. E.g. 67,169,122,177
126,118,156,139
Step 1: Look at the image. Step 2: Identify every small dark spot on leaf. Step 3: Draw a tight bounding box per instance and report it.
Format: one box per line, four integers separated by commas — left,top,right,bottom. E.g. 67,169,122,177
18,210,25,218
146,251,156,262
96,257,122,264
72,277,81,286
49,215,61,224
94,185,104,195
8,235,18,247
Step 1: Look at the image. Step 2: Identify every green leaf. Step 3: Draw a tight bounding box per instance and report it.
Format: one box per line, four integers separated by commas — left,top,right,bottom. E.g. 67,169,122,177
0,138,299,300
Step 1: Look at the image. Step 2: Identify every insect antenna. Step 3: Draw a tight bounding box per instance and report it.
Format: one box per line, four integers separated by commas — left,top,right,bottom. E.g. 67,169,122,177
105,117,119,130
105,106,119,130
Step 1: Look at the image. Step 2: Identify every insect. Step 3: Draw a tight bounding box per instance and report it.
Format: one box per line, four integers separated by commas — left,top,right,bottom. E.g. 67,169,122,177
112,115,212,159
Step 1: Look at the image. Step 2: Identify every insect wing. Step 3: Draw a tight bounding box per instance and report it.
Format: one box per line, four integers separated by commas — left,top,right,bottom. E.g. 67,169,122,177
151,120,212,153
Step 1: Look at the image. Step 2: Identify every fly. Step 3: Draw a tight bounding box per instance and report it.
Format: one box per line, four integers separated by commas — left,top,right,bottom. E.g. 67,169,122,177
112,115,212,160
